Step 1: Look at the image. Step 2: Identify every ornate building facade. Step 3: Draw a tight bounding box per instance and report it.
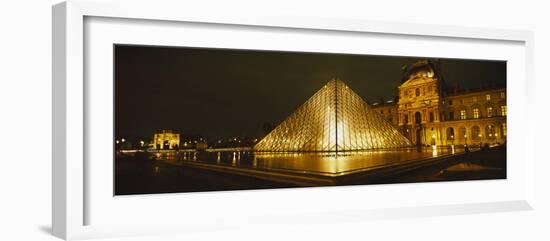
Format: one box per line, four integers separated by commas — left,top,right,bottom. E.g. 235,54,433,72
372,60,507,147
153,130,180,150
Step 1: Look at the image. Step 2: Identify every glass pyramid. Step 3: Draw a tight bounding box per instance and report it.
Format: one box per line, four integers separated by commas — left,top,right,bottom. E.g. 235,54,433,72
254,79,411,152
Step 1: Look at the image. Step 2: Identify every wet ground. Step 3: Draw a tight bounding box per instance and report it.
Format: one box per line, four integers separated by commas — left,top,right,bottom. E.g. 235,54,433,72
115,152,296,195
369,146,506,184
115,146,505,195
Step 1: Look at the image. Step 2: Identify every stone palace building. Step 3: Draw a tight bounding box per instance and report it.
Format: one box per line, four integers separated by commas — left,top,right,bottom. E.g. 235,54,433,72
371,59,507,147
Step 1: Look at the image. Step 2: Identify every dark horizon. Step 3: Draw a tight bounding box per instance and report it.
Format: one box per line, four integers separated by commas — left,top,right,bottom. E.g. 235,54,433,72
115,45,506,140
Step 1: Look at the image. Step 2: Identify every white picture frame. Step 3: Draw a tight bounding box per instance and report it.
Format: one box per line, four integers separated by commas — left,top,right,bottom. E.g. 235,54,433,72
52,0,535,240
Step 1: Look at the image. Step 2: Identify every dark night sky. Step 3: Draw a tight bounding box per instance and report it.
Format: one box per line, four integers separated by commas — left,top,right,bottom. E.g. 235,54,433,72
115,45,506,140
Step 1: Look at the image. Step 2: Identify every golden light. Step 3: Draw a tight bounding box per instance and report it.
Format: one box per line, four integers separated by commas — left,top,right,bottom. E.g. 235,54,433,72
254,79,411,152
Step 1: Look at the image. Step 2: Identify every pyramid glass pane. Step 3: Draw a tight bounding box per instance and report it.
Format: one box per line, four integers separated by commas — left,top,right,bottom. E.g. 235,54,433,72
254,79,411,152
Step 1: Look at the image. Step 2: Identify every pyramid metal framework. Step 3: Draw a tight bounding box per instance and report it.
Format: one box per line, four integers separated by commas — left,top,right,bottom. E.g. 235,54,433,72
254,79,412,152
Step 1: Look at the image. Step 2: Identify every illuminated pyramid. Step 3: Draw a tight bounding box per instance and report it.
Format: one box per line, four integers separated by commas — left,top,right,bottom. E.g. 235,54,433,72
254,79,411,152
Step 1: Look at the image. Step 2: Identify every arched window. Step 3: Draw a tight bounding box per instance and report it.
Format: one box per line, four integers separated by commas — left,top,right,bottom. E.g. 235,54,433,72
446,127,455,141
471,126,481,141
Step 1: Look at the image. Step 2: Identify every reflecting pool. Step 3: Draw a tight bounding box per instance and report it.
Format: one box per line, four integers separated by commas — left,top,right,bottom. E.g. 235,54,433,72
155,147,463,175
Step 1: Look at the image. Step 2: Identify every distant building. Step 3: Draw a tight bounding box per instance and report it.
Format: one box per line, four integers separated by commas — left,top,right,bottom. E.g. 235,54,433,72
372,59,506,146
153,130,180,150
196,141,208,150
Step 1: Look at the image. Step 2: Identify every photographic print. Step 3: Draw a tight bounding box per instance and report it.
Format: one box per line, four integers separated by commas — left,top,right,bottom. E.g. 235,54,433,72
114,45,507,195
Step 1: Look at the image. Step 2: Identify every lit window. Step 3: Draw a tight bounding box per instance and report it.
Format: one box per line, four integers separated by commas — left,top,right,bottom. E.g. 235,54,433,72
501,92,505,98
473,108,479,119
486,94,491,101
501,105,507,116
460,110,466,120
487,107,493,117
502,123,507,136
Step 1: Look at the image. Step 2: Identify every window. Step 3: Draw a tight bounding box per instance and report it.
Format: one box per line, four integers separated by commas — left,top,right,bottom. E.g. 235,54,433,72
429,112,434,122
501,105,507,116
415,88,420,96
487,107,493,117
460,110,466,120
449,112,454,120
448,100,453,105
473,108,480,119
486,94,491,101
501,92,505,99
502,123,507,136
473,96,477,102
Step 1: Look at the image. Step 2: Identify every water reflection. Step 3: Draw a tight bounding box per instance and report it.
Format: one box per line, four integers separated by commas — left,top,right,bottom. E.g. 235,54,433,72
153,147,461,175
